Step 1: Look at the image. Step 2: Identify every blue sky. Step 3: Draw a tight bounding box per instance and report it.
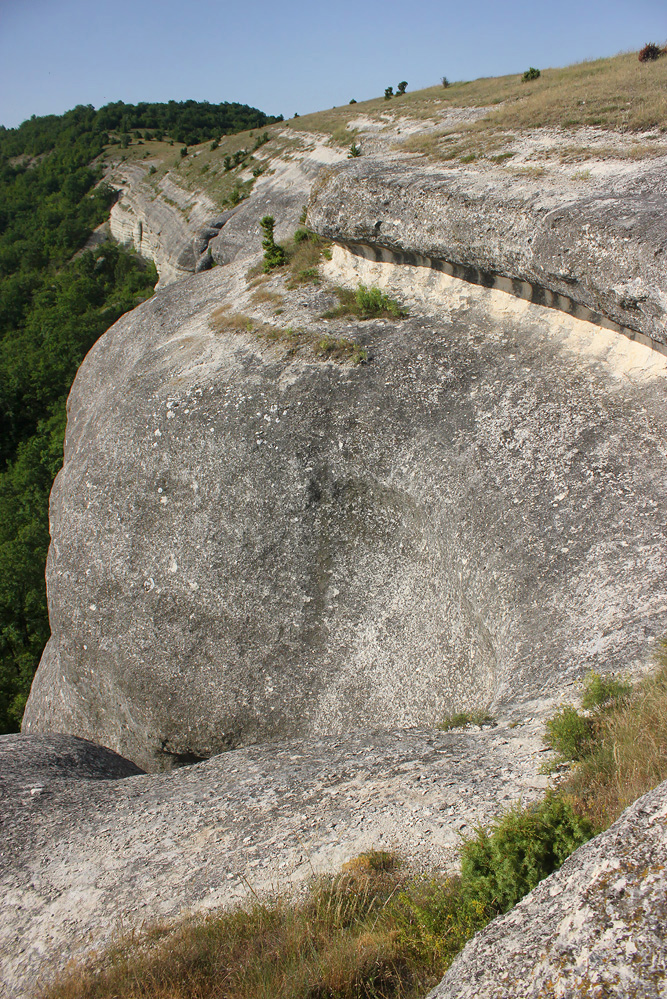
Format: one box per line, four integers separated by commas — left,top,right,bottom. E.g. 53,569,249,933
0,0,665,128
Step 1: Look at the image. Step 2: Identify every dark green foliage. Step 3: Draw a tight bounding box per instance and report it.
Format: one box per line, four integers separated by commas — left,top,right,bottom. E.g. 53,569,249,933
522,67,541,81
441,76,450,88
349,99,357,104
460,795,594,913
348,143,361,158
638,43,663,62
384,87,394,100
180,146,188,157
210,140,219,151
293,228,310,244
260,215,286,272
545,705,593,761
252,132,270,151
397,81,408,94
0,102,281,159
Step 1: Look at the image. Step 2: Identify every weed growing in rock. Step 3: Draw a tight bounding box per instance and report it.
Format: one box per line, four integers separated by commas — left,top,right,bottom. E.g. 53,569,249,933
440,710,495,731
323,284,407,320
348,142,361,158
209,308,367,365
284,229,332,287
260,215,286,272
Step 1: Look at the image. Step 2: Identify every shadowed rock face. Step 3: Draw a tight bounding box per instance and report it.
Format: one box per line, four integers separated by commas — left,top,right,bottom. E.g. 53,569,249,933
21,249,667,771
428,779,667,999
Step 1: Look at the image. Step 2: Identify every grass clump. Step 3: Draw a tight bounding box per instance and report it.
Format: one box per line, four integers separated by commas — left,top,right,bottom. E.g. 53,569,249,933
284,229,333,287
323,284,407,320
440,710,495,731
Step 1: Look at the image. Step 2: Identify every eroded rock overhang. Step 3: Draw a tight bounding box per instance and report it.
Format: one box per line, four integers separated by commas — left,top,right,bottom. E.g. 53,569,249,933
307,159,667,349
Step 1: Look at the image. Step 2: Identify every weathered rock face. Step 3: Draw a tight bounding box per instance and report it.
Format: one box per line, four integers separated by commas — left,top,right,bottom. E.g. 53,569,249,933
429,779,667,999
308,158,667,347
21,244,667,771
1,721,547,999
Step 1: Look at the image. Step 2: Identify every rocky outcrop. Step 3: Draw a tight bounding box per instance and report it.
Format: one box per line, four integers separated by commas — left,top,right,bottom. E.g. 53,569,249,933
1,722,547,999
308,158,667,348
429,779,667,999
108,164,222,285
21,243,667,770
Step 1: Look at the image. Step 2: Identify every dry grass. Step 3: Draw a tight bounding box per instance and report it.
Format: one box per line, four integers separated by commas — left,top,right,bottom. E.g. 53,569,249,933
398,52,667,163
39,856,487,999
209,307,368,365
250,288,285,308
548,652,667,831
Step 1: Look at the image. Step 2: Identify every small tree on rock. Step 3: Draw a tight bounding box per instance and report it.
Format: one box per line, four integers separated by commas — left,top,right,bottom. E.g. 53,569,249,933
260,216,286,272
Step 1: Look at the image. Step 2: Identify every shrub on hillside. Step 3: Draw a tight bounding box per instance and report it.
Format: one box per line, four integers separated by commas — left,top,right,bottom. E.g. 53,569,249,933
638,42,663,62
460,795,594,913
522,67,541,82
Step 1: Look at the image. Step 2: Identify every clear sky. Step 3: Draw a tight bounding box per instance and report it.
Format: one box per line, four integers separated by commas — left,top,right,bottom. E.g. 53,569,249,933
0,0,665,129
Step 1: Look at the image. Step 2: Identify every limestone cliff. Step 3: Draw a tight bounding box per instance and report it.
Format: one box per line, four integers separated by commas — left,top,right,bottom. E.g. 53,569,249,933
8,98,667,998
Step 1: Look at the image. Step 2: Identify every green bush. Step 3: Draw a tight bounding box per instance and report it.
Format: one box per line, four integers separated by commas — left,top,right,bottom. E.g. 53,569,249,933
460,794,594,913
348,143,361,158
355,284,403,317
545,705,593,761
522,67,541,82
397,81,408,94
260,215,286,272
180,146,188,157
581,671,631,710
384,86,394,100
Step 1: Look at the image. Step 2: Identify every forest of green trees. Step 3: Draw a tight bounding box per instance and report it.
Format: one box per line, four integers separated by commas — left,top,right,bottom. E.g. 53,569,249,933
0,99,276,732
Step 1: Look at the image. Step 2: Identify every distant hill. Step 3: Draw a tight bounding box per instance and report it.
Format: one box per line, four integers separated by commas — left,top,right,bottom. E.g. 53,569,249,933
0,100,283,157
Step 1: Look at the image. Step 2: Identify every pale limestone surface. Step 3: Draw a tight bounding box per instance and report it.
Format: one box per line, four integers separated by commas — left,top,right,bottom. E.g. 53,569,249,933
2,721,548,999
